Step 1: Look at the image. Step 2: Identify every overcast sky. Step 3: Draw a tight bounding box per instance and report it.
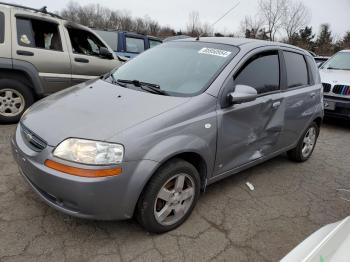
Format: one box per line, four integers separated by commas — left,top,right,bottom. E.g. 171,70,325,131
10,0,350,39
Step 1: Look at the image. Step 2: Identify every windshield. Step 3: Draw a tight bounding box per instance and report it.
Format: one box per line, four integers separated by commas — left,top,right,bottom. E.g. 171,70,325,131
111,41,239,96
321,52,350,70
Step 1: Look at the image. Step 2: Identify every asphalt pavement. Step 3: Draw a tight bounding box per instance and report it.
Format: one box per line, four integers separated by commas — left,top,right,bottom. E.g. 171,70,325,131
1,119,349,262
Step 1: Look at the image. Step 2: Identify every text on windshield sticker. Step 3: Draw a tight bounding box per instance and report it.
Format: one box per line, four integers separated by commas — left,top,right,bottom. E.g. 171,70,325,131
198,48,232,58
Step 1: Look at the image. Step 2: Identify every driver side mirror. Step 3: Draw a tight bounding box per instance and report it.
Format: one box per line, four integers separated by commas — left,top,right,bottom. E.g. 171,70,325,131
228,85,258,104
99,47,114,59
117,55,129,62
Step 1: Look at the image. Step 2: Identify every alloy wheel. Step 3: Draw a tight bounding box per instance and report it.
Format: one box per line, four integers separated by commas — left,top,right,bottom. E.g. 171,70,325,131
154,173,195,226
301,126,317,158
0,89,25,117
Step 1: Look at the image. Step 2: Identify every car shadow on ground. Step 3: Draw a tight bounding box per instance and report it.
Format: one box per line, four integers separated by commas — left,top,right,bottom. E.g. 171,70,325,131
323,116,350,129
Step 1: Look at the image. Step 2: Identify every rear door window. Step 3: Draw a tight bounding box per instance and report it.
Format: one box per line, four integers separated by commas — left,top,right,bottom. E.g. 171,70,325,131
284,51,309,88
0,12,4,43
16,18,62,51
126,37,145,53
234,51,280,94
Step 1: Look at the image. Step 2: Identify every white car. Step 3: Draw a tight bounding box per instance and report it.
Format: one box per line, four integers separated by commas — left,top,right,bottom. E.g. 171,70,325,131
282,216,350,262
319,50,350,119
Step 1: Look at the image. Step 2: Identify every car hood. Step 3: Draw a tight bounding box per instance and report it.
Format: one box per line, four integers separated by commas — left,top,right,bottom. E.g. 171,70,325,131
21,80,191,146
319,69,350,85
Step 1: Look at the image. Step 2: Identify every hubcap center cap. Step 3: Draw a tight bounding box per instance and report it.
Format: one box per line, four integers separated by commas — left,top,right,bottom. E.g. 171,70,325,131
171,193,181,204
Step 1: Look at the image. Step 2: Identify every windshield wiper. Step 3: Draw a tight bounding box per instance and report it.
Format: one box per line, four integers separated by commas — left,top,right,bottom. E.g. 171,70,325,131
116,79,168,96
103,72,122,86
327,67,349,70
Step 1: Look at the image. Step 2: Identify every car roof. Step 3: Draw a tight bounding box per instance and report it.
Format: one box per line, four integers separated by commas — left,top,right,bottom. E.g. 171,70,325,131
177,37,308,54
93,29,162,41
339,49,350,53
0,2,63,19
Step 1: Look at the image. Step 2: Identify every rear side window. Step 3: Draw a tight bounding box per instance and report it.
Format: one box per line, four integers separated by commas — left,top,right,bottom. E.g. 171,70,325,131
149,39,162,49
16,18,62,51
0,12,4,43
306,56,320,84
95,30,118,51
284,51,308,88
126,37,145,53
234,51,280,94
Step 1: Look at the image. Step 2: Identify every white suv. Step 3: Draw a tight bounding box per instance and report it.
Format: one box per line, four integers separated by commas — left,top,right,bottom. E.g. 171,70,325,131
319,50,350,119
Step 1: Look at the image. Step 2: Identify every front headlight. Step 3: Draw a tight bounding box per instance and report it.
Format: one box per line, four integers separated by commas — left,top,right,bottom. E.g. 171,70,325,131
53,138,124,165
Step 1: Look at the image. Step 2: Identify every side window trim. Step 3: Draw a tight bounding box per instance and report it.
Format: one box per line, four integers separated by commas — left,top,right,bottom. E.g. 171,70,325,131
278,49,288,91
15,14,59,25
233,49,281,96
281,49,311,91
305,56,315,85
0,11,4,44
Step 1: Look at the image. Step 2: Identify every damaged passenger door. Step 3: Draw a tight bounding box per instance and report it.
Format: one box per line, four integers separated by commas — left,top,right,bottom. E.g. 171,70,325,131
214,48,286,176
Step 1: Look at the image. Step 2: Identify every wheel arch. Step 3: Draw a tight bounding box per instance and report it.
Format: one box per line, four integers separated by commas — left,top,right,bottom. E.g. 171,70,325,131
313,116,323,129
157,152,208,190
131,151,209,218
10,59,45,96
0,68,40,98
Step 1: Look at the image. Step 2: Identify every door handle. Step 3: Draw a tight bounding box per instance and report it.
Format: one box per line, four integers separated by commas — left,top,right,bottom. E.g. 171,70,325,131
272,101,281,109
74,57,89,63
310,92,316,98
17,50,34,56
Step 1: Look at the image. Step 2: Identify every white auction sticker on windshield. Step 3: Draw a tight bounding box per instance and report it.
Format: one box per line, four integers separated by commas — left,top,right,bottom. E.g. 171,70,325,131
198,48,231,58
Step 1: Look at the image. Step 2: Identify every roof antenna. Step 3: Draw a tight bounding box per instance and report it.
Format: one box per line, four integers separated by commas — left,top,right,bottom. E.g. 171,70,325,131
196,1,240,40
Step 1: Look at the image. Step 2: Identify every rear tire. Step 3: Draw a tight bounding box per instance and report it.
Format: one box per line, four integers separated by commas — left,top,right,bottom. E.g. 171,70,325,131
136,159,200,233
287,122,319,162
0,79,34,124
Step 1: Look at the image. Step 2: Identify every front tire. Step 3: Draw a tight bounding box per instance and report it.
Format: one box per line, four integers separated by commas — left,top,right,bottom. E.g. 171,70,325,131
136,159,200,233
0,79,34,124
287,122,319,162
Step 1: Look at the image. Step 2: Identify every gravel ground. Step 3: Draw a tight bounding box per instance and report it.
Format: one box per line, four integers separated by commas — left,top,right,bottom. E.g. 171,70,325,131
0,119,349,262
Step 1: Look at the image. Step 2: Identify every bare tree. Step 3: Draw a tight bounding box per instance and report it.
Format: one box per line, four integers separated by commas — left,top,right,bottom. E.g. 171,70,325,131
186,11,201,37
144,16,161,36
259,0,287,41
158,26,176,38
134,18,147,34
200,22,214,37
60,1,81,23
240,15,264,38
283,0,310,42
118,10,134,31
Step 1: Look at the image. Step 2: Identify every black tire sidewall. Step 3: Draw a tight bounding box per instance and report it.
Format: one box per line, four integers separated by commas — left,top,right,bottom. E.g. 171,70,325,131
137,159,200,233
0,79,34,124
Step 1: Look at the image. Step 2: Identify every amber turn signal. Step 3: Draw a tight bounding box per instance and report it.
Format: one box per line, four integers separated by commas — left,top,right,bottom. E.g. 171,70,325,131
44,159,122,178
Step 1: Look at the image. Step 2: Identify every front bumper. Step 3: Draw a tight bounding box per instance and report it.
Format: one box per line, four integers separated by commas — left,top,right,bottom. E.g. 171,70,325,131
11,125,158,220
324,96,350,119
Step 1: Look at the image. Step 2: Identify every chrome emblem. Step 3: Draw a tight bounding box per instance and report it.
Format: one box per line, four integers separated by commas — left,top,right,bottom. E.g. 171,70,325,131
25,132,33,143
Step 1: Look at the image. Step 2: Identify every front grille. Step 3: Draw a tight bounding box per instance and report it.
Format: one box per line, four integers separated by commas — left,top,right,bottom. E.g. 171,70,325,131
20,124,47,151
333,85,350,96
322,83,331,93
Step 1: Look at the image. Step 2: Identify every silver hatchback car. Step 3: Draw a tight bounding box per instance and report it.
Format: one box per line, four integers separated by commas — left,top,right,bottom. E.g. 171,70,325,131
12,38,324,233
